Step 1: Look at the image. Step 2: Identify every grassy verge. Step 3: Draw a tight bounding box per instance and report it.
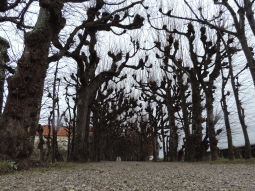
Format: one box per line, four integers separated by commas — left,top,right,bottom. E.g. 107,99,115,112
1,158,254,175
0,160,95,175
0,160,18,175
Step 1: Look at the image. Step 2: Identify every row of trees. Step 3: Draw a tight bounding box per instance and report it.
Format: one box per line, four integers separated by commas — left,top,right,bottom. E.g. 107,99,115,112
0,0,254,162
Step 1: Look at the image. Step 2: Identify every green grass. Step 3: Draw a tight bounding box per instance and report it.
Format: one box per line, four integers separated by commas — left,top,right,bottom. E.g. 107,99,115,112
0,160,17,175
26,162,96,174
1,158,255,175
0,161,95,175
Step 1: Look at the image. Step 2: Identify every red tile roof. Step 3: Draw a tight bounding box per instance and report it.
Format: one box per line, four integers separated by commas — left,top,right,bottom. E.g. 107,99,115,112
37,125,70,136
37,125,93,136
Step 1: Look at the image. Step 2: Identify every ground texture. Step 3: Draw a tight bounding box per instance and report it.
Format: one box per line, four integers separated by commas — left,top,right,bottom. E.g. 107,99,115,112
0,162,255,191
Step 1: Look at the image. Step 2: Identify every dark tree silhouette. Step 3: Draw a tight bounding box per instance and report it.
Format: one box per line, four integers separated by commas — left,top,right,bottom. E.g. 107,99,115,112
0,0,75,159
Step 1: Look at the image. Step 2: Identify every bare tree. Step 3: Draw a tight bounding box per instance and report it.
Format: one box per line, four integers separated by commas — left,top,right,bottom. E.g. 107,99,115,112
228,53,252,159
58,0,148,162
220,59,235,160
149,9,236,159
49,62,65,163
133,71,180,161
63,73,79,162
0,0,68,159
168,0,255,93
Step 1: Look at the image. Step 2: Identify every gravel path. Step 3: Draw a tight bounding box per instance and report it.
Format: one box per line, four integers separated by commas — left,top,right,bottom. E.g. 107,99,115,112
0,162,255,191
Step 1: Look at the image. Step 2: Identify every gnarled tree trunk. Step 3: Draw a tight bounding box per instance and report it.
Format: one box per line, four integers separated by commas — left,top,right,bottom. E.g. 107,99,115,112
0,2,64,159
166,99,178,162
73,87,90,162
189,71,204,161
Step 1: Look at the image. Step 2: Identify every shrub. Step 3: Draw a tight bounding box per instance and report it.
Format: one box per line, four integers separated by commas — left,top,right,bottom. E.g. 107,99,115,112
0,160,18,175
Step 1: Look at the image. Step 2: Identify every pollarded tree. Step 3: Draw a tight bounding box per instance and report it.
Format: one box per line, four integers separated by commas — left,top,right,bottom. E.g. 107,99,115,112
133,72,181,162
91,82,143,161
151,12,237,159
60,0,148,162
90,83,128,161
159,46,205,161
145,15,206,161
169,0,255,97
132,114,155,161
0,0,90,160
159,0,254,160
145,31,204,160
145,100,163,162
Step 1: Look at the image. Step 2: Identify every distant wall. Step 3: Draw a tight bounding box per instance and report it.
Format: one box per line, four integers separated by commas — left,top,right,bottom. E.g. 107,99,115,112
34,136,69,150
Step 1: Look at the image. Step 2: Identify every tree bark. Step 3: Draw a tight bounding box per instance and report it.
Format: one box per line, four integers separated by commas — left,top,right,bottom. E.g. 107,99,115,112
176,69,192,161
91,107,100,162
0,3,64,159
220,94,235,160
37,124,45,161
0,37,9,114
166,99,178,162
73,87,90,162
160,125,166,161
152,128,157,162
205,95,218,161
189,72,204,161
220,47,235,160
0,0,7,12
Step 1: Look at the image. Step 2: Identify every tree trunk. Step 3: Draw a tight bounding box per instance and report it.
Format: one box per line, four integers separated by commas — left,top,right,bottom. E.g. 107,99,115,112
37,124,45,161
91,108,100,162
70,96,77,161
206,95,218,161
166,101,178,162
190,71,204,161
220,65,235,160
0,0,7,12
166,136,169,162
228,52,252,159
73,86,94,162
180,109,191,161
66,125,72,162
161,126,166,162
0,37,9,114
152,129,157,162
0,4,64,159
45,124,51,162
221,97,235,160
177,72,191,161
232,82,251,159
73,87,89,162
